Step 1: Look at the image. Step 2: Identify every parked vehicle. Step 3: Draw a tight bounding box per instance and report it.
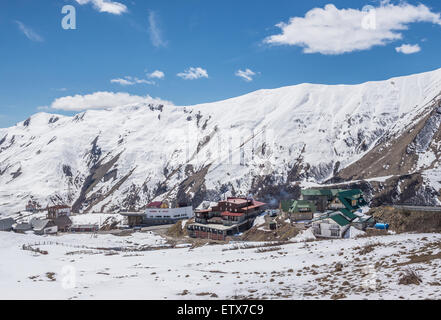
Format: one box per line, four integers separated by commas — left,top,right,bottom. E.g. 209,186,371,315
267,209,279,217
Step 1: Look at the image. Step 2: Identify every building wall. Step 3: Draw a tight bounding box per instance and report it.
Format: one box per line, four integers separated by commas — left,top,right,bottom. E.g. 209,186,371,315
303,196,328,212
127,216,143,227
44,226,58,234
70,226,98,232
190,230,226,241
48,207,71,219
290,212,314,222
35,226,58,235
312,221,349,238
56,208,71,216
143,218,184,226
145,206,194,219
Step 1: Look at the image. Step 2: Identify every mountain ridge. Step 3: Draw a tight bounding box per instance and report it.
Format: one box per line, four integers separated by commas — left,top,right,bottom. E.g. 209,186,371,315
1,67,441,214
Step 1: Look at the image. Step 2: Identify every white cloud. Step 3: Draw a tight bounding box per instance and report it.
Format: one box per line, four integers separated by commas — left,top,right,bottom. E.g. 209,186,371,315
177,67,209,80
15,21,44,42
395,43,421,54
235,69,257,82
43,92,173,111
264,2,441,55
148,11,167,47
75,0,127,15
110,76,155,86
110,78,136,86
111,71,165,86
148,70,165,79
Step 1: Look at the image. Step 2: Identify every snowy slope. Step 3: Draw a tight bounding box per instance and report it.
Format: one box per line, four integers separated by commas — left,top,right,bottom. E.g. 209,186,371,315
0,231,440,299
1,68,441,214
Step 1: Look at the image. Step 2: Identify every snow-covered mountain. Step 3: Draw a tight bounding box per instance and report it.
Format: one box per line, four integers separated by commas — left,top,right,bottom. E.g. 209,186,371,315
2,68,441,214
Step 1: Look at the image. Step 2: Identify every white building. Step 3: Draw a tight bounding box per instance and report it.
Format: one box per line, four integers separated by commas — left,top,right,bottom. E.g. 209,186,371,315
312,213,351,239
123,203,194,227
145,206,194,220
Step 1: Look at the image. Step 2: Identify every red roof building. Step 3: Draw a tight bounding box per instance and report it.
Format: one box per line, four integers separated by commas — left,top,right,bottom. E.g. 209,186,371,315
146,201,163,208
188,197,267,241
221,211,245,217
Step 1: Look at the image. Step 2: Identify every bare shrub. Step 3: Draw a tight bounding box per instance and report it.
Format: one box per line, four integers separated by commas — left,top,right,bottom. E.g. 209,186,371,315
359,242,381,255
46,272,56,281
331,293,346,300
223,241,287,252
399,268,422,285
178,289,190,296
255,246,282,253
22,244,48,255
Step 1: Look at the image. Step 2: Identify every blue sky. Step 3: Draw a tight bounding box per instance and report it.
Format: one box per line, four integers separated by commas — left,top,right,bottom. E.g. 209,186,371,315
1,0,441,128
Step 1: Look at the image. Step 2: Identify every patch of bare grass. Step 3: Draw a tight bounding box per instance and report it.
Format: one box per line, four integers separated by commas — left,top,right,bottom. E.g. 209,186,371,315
399,268,422,285
255,246,282,253
358,241,381,255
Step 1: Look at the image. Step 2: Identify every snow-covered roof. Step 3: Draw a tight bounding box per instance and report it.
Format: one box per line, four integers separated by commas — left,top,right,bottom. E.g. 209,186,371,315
31,219,53,231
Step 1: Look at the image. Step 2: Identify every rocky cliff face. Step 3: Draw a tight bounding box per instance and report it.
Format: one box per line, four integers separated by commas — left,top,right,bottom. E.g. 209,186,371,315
332,96,441,206
2,68,441,214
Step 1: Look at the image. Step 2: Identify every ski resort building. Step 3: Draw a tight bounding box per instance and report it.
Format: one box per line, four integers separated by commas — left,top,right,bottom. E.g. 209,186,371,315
31,219,57,235
47,205,71,219
281,188,370,238
145,201,170,209
187,197,266,241
301,189,338,212
281,200,316,221
307,189,368,238
70,224,99,233
301,188,367,213
312,212,352,239
282,188,366,218
122,202,194,227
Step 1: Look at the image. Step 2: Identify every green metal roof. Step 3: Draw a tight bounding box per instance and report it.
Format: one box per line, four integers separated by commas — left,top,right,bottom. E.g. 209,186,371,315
338,189,363,198
312,212,350,226
337,192,362,212
329,213,351,227
301,188,363,197
301,189,329,196
280,200,295,212
290,200,316,213
339,208,358,221
302,189,338,196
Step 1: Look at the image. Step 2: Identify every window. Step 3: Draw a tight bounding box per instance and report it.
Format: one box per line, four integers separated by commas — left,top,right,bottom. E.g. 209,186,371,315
331,229,339,237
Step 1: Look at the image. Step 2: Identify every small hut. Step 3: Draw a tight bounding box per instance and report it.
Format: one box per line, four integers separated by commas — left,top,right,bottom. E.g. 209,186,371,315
54,215,73,232
0,218,15,232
